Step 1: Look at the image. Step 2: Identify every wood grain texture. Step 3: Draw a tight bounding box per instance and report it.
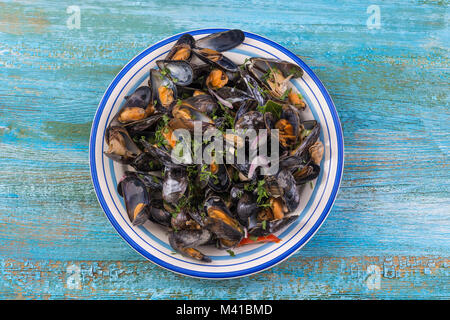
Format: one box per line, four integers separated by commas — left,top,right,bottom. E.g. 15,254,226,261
0,0,448,299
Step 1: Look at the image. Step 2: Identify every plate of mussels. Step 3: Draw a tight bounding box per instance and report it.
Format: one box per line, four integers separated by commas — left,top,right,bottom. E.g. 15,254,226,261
89,29,344,279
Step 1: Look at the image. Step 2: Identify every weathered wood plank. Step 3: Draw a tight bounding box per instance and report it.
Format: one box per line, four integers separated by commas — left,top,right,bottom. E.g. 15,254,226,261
0,0,448,299
0,256,448,299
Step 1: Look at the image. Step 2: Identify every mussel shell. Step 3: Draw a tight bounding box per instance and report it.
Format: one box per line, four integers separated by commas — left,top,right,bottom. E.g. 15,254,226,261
104,126,141,164
277,169,300,212
236,192,259,226
229,185,244,204
248,215,299,237
192,48,239,73
156,60,194,86
148,205,172,227
168,229,212,262
208,86,253,110
123,86,152,109
179,94,218,117
278,105,301,146
119,175,150,226
162,166,188,204
140,139,185,168
129,170,163,190
124,114,162,137
130,152,159,172
166,33,195,61
248,57,303,79
264,174,283,198
234,110,264,131
290,120,321,158
208,163,231,193
240,69,267,106
204,196,244,242
171,209,200,230
293,162,320,185
195,29,244,52
149,69,177,111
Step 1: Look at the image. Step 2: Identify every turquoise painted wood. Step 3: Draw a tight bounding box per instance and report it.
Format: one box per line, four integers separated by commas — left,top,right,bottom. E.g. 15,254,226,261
0,0,448,299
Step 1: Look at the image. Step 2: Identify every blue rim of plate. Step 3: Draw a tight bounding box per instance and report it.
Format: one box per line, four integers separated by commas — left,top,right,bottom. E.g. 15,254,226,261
89,28,344,279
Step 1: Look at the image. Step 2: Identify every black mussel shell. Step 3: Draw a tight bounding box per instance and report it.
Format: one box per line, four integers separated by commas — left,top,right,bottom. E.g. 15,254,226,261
162,166,188,205
119,175,150,226
166,33,195,61
104,126,141,164
277,169,300,212
293,162,320,185
195,29,245,52
149,69,177,112
156,60,194,86
248,215,299,237
168,229,212,262
236,192,259,226
290,120,321,158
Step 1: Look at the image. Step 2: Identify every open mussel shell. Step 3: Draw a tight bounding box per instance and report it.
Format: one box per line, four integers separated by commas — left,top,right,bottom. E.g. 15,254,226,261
234,110,265,131
171,102,214,131
178,94,218,117
207,86,253,110
149,69,177,112
290,120,321,158
162,166,188,205
148,204,172,227
104,126,141,164
275,105,301,149
248,57,303,79
192,48,239,73
129,152,160,172
140,138,185,168
168,229,213,262
207,163,231,193
123,170,163,191
111,86,154,125
204,196,245,242
195,29,245,52
120,86,153,121
171,209,202,231
156,60,194,86
118,174,150,226
236,192,259,226
124,86,152,109
277,169,300,212
293,162,320,185
166,33,195,61
248,215,299,237
239,69,267,106
124,114,163,137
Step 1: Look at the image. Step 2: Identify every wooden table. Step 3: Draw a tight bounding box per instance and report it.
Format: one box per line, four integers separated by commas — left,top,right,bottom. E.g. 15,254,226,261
0,0,448,299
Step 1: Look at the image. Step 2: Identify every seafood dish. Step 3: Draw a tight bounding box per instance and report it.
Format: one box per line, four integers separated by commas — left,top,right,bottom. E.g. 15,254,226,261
104,29,323,262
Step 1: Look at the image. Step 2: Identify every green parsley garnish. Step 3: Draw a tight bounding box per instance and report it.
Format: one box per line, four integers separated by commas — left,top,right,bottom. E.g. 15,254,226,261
261,220,267,230
226,249,236,257
257,100,283,119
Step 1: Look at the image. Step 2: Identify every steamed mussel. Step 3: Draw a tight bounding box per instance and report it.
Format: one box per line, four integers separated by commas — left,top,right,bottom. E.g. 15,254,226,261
104,30,323,262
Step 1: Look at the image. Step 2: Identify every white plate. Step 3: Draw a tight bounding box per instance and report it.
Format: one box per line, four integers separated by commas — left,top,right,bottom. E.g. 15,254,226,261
89,29,344,279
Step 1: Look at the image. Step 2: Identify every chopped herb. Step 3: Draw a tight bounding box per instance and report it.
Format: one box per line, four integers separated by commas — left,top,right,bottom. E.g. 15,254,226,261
257,100,283,119
280,88,292,100
256,179,269,204
261,220,267,230
226,249,236,257
249,236,259,242
310,181,314,189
